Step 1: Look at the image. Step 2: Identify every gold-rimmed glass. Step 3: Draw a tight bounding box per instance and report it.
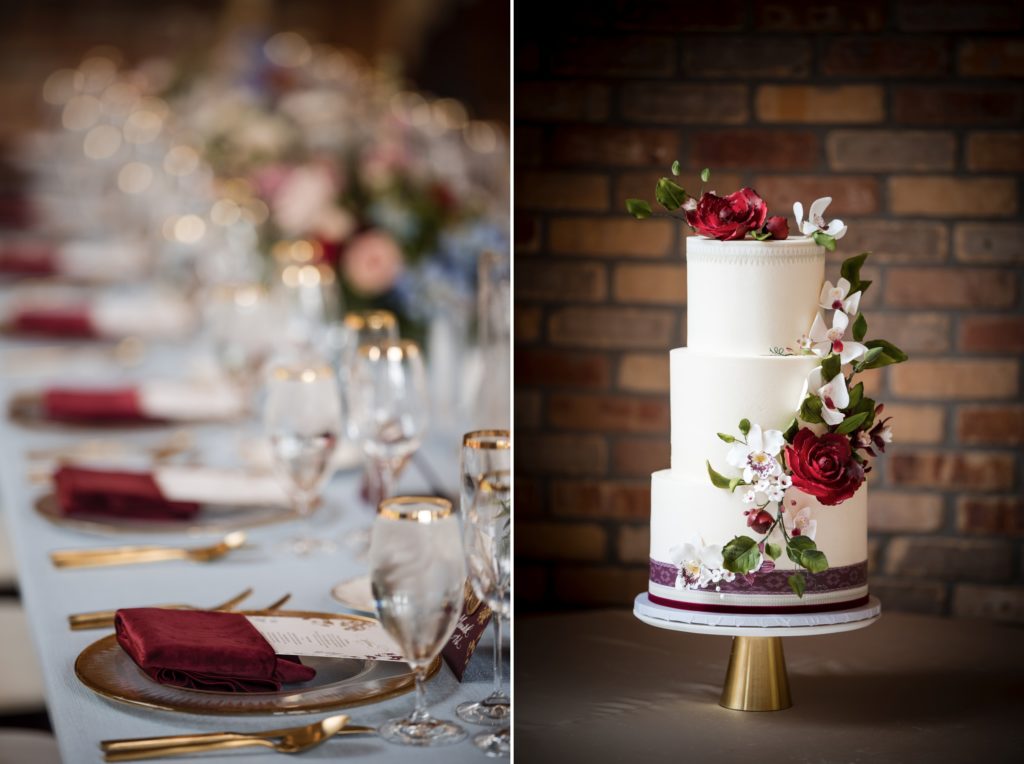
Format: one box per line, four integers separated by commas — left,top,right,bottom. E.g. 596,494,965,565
456,431,511,738
347,339,429,502
370,496,467,747
263,359,342,555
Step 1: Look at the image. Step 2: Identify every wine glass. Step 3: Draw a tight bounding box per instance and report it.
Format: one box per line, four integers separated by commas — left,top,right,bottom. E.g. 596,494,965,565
370,496,467,746
456,431,511,750
347,339,429,502
263,359,342,555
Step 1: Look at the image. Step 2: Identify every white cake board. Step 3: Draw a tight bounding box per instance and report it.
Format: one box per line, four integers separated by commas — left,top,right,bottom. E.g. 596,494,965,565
633,593,881,638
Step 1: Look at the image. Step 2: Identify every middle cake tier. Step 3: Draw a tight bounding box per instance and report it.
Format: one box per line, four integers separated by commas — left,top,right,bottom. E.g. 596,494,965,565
670,348,821,479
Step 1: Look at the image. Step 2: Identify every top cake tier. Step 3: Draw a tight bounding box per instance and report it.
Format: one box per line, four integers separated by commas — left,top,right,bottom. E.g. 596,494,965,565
686,236,824,355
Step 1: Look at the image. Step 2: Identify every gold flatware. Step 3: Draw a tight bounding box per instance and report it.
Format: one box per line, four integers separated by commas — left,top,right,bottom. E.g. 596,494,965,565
101,714,361,761
67,588,254,631
51,531,247,569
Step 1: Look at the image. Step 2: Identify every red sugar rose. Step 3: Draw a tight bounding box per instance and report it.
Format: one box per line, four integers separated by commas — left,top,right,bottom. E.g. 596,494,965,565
685,188,767,241
785,428,864,506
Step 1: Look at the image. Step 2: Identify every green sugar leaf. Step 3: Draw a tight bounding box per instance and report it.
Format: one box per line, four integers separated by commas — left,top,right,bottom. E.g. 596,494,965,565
671,160,681,176
852,312,867,342
788,573,806,598
626,198,652,219
655,178,687,211
722,536,761,574
834,410,870,435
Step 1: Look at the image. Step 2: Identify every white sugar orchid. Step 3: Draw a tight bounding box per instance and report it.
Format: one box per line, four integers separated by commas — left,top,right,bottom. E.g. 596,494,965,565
819,277,862,315
803,367,850,426
794,197,847,240
668,538,733,589
784,506,817,540
807,310,868,364
725,424,784,483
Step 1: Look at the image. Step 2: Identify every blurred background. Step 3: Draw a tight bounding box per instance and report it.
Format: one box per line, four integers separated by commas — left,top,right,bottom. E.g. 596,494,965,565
514,0,1024,620
0,0,508,751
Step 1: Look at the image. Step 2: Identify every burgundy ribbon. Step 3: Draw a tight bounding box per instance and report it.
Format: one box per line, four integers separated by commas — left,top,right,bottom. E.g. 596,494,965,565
648,592,870,615
10,307,96,337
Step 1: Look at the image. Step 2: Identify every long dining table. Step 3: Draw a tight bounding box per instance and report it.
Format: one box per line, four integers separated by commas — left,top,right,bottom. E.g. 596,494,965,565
0,333,507,763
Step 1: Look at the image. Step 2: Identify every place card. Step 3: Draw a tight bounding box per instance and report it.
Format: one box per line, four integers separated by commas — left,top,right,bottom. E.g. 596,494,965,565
442,583,493,681
247,614,404,662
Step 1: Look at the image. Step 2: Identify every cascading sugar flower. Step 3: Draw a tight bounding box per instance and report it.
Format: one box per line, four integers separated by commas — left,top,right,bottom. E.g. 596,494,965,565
807,309,867,364
802,367,850,426
794,197,847,240
725,424,784,483
819,277,861,315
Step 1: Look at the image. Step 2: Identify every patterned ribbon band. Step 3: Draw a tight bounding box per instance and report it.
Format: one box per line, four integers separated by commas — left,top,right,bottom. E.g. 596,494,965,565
650,558,868,595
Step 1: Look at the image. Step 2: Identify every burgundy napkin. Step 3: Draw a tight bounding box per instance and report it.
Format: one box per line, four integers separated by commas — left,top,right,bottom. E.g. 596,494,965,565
9,307,95,337
442,585,493,681
43,388,148,422
115,608,316,692
0,243,56,275
53,466,200,520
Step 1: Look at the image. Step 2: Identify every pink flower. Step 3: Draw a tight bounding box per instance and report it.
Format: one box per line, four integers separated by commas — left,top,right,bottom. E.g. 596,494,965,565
341,230,404,296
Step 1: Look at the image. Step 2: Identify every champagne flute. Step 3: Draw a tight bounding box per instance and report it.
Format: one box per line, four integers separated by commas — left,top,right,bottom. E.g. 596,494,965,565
263,360,342,555
370,496,467,746
347,339,429,503
456,431,511,742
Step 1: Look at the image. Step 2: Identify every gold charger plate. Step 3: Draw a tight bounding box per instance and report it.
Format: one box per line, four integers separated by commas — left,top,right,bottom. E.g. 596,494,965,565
74,610,440,715
35,493,303,536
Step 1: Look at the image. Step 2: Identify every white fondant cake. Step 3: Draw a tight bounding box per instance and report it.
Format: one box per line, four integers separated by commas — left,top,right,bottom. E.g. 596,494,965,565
649,236,870,613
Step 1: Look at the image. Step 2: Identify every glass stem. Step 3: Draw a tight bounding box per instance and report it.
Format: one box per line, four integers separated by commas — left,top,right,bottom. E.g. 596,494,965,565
377,458,396,501
488,614,505,702
410,667,430,723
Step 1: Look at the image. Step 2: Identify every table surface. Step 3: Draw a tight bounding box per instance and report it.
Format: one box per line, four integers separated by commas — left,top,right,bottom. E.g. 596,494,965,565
0,336,506,764
515,608,1024,764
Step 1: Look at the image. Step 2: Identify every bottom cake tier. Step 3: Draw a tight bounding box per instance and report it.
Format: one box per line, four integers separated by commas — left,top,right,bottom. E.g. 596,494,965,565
649,469,869,613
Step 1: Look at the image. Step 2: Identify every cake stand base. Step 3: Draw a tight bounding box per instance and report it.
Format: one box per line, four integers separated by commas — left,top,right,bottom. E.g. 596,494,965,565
633,593,881,712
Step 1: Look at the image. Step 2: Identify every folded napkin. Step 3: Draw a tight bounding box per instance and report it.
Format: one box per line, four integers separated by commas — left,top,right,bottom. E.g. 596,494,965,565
0,242,56,275
41,380,243,423
9,306,95,337
54,466,200,520
115,608,316,692
43,388,147,422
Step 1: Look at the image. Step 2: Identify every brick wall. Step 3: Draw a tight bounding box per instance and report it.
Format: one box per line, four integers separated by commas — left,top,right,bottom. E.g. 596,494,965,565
514,0,1024,620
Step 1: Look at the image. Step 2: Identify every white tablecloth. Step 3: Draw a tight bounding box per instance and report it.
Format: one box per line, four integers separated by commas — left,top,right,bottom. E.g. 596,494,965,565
0,337,507,763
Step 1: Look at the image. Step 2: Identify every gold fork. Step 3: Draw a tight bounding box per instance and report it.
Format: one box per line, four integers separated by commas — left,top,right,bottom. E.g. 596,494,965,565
50,531,247,569
67,588,255,630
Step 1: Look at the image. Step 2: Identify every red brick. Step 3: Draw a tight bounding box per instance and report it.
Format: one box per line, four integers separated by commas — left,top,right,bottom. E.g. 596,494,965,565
867,491,945,532
550,127,681,168
515,214,541,254
549,217,674,257
966,132,1024,172
516,41,541,76
952,585,1024,623
515,126,543,167
888,451,1015,490
892,86,1024,125
827,130,955,172
517,433,608,477
885,536,1013,580
550,36,676,78
612,437,670,477
548,306,677,349
516,260,607,303
613,264,686,305
515,391,542,430
752,175,880,216
960,316,1024,353
757,0,886,31
547,393,670,434
957,405,1024,445
882,403,946,444
621,83,749,125
691,130,819,171
616,171,745,210
553,565,649,608
682,37,812,78
866,579,947,615
884,267,1016,309
514,477,545,518
756,85,884,123
617,353,670,394
516,81,610,122
513,565,548,607
954,223,1024,264
959,39,1024,78
617,525,651,564
956,496,1024,536
615,3,746,31
821,37,948,77
896,1,1023,31
889,176,1017,217
550,479,651,520
515,348,611,390
836,220,948,264
890,359,1018,399
867,312,951,354
517,521,607,561
515,306,542,343
517,171,609,212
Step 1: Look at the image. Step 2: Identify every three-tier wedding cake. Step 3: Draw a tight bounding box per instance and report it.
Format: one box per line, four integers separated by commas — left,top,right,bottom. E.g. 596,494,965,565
628,172,907,615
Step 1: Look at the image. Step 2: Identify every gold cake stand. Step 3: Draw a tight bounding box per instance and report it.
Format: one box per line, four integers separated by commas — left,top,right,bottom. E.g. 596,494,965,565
633,593,881,712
